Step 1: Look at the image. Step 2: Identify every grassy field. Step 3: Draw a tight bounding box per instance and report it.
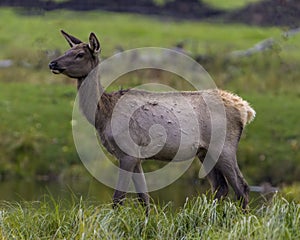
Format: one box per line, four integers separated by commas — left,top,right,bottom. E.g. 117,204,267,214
0,82,78,179
203,0,261,10
0,8,299,187
0,6,299,240
0,8,286,59
0,81,299,185
0,195,299,239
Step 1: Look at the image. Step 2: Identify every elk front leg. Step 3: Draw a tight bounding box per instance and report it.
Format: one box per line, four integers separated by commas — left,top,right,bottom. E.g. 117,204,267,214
132,161,150,215
113,156,137,208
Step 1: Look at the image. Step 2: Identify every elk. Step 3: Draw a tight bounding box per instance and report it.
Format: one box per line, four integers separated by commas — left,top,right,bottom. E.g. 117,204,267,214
49,30,256,213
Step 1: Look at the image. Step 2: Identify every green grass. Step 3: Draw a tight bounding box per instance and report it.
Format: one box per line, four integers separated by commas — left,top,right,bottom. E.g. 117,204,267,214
0,6,299,239
0,80,299,184
0,195,299,239
238,93,300,184
203,0,262,10
0,82,79,179
0,8,299,185
0,8,287,59
282,183,300,202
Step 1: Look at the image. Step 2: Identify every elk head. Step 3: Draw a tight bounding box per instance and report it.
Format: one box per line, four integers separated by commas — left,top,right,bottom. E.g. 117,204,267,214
49,30,101,79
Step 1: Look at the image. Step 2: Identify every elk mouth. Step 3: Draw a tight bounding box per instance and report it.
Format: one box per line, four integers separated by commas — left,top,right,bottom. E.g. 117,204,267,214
49,61,65,74
51,69,65,74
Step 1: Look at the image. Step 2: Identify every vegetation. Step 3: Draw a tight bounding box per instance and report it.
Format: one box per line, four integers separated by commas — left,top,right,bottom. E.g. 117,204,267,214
202,0,261,10
0,82,78,179
0,5,299,239
0,195,299,239
0,8,299,187
282,183,300,203
0,8,284,59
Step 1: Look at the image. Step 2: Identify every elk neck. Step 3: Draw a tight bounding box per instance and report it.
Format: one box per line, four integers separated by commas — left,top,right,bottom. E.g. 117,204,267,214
76,64,106,125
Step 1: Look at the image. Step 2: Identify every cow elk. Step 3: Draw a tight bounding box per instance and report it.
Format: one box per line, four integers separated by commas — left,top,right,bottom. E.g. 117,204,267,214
49,30,256,214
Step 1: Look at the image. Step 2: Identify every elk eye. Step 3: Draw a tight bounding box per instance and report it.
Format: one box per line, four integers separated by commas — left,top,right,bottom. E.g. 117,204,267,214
76,53,84,59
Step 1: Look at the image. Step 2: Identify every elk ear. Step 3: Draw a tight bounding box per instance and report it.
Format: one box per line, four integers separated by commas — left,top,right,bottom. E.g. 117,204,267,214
61,30,82,47
89,32,101,54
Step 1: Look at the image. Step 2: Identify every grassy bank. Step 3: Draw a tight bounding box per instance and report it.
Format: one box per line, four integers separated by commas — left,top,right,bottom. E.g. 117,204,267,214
0,8,288,59
0,6,299,239
0,8,299,185
0,81,299,184
0,82,78,179
0,195,299,239
203,0,261,10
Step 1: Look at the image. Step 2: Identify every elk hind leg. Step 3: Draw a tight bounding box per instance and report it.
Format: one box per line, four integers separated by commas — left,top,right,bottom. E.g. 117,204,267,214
197,151,228,200
132,161,150,215
207,168,229,200
219,153,249,209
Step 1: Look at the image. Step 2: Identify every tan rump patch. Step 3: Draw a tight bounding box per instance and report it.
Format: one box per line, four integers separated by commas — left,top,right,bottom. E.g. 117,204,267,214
217,89,256,127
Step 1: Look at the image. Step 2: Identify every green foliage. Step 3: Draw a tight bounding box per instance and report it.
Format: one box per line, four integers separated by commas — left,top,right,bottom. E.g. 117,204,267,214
238,93,300,184
0,8,299,185
0,195,299,239
202,0,262,10
0,82,79,180
0,8,285,60
1,79,299,184
282,183,300,203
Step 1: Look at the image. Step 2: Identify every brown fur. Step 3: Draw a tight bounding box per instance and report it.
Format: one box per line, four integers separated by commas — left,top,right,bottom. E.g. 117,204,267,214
99,90,130,118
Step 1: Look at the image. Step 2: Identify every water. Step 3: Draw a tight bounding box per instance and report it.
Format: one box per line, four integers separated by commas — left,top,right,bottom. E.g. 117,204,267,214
0,178,267,209
0,178,209,207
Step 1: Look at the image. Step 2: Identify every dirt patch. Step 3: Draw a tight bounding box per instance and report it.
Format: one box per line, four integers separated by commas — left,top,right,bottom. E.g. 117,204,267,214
226,0,300,27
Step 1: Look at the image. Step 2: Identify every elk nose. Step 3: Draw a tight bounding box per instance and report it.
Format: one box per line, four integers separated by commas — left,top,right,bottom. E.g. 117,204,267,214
49,61,57,70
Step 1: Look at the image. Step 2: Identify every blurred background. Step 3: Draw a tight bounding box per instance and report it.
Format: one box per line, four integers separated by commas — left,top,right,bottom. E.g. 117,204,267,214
0,0,299,206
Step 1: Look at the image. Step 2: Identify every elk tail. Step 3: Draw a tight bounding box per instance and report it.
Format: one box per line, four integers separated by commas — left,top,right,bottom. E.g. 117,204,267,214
217,89,256,127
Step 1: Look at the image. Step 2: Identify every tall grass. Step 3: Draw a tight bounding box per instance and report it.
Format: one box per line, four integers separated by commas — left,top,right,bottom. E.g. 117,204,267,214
0,195,299,239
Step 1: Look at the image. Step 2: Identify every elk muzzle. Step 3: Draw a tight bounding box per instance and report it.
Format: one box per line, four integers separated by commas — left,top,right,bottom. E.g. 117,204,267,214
49,61,65,74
